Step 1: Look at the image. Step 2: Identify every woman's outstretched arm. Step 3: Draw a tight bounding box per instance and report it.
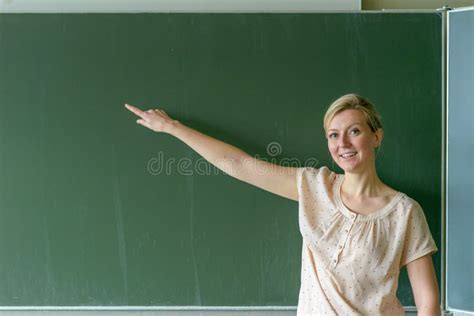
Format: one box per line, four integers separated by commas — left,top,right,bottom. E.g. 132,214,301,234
125,104,299,201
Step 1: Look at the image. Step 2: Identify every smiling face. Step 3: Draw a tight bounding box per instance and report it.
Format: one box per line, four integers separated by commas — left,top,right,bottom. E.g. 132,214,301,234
326,109,383,174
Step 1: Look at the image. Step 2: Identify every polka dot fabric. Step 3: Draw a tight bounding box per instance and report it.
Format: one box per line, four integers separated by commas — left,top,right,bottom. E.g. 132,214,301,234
296,166,438,316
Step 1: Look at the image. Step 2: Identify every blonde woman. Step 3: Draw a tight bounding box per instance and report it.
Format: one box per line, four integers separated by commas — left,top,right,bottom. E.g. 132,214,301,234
125,94,440,315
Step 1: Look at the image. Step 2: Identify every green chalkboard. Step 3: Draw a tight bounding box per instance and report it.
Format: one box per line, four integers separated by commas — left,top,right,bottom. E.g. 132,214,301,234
0,13,441,307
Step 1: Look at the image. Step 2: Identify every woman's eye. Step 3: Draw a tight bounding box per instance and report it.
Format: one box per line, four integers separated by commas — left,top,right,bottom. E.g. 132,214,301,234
329,133,337,139
350,129,360,135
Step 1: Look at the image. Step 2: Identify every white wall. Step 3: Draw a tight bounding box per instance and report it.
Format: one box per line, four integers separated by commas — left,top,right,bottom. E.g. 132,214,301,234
0,0,360,12
363,0,474,10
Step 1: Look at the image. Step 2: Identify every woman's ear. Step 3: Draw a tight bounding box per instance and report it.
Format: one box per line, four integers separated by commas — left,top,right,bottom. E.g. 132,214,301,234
374,128,384,148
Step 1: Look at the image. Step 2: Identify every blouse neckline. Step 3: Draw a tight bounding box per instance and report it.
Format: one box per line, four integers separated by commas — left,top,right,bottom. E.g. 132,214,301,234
335,174,404,221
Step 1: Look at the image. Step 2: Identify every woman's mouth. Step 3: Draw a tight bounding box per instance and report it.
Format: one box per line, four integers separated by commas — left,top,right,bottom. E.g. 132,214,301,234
339,152,357,159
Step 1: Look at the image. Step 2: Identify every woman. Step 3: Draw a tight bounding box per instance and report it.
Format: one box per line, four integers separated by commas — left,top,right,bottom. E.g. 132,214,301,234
125,94,440,316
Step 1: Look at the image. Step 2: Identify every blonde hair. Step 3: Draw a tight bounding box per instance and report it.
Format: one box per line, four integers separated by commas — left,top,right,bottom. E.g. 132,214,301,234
323,93,383,134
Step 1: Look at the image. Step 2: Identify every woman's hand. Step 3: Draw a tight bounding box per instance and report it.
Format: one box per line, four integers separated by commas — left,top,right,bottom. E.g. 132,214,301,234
125,103,177,134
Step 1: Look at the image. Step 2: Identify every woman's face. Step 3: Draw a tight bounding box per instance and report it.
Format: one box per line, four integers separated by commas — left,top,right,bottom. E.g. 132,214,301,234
326,109,382,174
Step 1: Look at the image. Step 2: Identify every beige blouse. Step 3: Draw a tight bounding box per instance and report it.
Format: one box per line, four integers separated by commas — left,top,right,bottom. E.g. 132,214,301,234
296,166,438,316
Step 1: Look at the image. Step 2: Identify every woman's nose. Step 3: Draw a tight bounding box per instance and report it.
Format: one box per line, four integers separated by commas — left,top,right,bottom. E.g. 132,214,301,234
338,134,351,147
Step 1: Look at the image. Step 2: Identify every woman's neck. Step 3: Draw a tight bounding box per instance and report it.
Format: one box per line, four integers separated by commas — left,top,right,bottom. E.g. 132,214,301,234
342,167,387,198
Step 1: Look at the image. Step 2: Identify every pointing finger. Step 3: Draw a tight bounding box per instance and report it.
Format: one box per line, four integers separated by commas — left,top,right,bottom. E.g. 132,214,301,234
125,104,147,118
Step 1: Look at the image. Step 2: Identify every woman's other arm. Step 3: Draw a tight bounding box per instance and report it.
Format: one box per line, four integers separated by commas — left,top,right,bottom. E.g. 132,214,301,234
407,254,441,316
125,104,299,201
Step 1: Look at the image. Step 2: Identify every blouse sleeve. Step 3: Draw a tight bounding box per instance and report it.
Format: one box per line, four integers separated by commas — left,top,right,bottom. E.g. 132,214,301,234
399,203,438,267
296,167,307,200
296,166,322,202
